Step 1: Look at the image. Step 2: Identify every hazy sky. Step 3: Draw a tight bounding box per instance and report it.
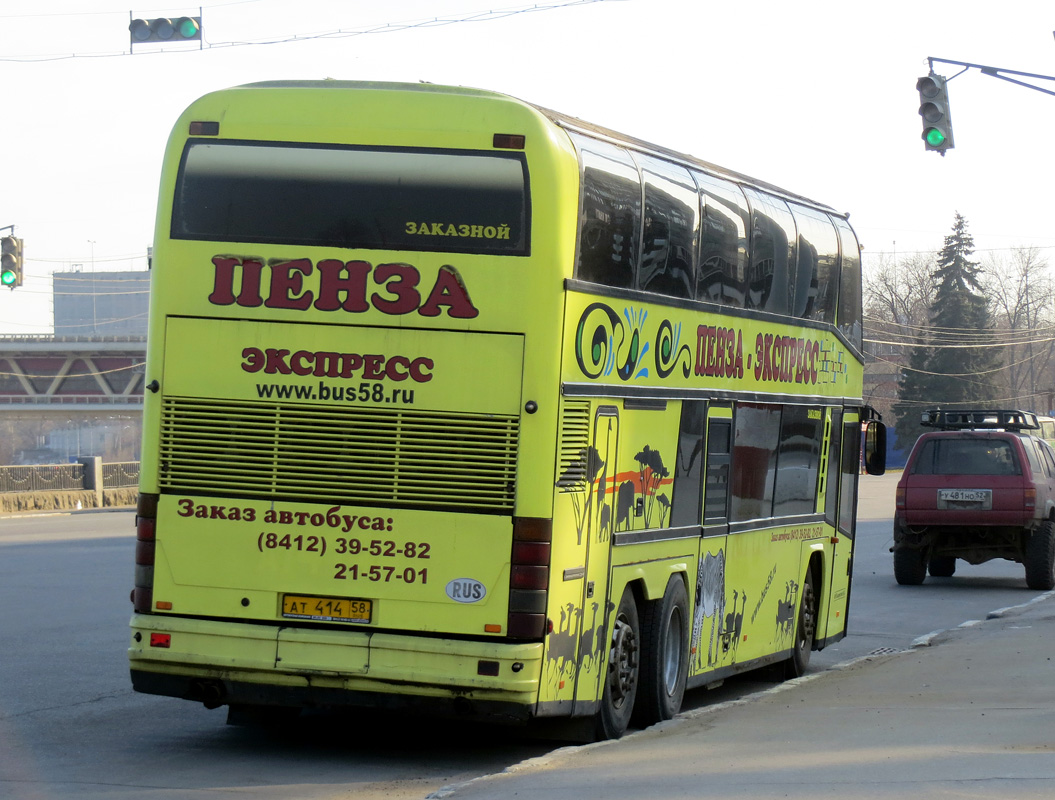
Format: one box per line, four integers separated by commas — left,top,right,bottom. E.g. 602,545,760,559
1,0,1053,333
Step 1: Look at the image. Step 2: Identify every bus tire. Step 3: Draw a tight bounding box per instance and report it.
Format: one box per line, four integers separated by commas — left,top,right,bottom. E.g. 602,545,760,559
633,575,689,727
1024,520,1055,591
783,563,816,680
595,586,640,740
893,547,927,585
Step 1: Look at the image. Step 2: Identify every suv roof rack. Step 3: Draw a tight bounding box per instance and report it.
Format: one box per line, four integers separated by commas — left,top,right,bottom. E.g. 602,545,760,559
920,409,1040,432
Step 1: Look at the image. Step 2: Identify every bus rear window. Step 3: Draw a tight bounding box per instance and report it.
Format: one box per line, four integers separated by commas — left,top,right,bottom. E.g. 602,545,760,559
171,141,529,255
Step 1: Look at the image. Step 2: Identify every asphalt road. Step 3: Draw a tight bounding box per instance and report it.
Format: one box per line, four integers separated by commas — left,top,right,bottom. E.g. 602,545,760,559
1,475,1049,800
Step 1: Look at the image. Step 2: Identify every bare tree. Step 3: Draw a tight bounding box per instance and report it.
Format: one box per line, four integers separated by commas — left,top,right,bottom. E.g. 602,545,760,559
863,251,937,425
864,250,937,332
982,246,1055,412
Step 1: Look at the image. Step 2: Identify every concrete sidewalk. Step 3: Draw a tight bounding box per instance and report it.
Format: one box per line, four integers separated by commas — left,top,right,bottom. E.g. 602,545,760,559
437,589,1055,799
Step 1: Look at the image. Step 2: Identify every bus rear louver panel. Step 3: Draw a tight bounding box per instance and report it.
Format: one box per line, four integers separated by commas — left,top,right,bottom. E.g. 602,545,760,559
556,400,591,493
159,398,519,513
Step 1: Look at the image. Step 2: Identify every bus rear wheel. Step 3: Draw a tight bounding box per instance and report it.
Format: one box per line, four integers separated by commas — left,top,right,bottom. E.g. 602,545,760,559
783,564,816,680
633,575,689,726
595,587,640,740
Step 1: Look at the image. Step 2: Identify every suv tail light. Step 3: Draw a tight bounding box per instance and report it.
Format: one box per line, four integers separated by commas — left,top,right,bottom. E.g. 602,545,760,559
1025,487,1037,511
896,487,906,510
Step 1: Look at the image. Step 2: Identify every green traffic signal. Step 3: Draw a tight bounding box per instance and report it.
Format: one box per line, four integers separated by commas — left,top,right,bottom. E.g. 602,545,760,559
0,268,16,287
177,17,200,39
924,128,947,147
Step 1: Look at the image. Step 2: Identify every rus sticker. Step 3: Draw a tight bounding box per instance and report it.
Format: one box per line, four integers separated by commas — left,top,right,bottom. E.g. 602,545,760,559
445,578,486,603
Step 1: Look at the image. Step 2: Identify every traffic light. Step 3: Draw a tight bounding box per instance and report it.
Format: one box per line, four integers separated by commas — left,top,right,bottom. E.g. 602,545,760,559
917,73,955,154
129,16,202,44
1,236,23,290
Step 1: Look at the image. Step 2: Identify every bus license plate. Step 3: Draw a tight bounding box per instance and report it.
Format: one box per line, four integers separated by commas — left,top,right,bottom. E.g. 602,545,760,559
281,594,372,624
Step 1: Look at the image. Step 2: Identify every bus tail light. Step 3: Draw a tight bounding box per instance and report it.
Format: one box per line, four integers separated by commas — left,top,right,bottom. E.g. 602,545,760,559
507,517,551,639
133,493,159,614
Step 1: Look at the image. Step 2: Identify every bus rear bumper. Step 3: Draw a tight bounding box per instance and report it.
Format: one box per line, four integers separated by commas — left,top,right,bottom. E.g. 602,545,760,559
128,613,544,723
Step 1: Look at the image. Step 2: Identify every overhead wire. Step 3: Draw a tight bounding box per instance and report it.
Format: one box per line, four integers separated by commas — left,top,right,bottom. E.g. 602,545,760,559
0,0,615,62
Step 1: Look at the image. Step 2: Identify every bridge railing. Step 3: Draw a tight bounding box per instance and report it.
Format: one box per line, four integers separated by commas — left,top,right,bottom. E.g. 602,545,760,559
0,461,140,493
0,396,144,405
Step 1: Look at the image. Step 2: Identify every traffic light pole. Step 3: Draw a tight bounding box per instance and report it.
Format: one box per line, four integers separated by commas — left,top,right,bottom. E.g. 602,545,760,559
928,56,1055,98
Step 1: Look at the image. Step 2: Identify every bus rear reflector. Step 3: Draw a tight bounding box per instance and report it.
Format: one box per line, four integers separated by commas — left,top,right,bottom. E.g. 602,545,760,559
508,517,551,640
133,493,159,614
493,133,525,149
150,633,171,648
189,120,220,136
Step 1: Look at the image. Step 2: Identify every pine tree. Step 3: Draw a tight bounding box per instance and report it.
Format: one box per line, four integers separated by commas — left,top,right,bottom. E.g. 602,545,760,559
927,213,1001,406
892,334,933,451
892,214,1001,446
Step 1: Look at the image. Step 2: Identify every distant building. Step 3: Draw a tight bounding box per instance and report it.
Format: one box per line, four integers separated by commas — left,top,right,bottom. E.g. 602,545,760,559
53,270,149,337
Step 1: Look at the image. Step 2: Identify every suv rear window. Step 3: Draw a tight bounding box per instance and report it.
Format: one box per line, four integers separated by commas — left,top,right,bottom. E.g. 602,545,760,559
911,438,1020,476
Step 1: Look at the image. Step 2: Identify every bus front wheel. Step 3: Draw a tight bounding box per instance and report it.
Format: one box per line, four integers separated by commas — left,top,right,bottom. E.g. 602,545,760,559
783,563,816,679
595,587,640,740
633,575,688,726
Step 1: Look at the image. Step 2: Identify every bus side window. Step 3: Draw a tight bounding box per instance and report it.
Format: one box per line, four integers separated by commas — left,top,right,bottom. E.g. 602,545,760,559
693,171,749,309
637,154,699,300
703,419,731,523
833,217,863,351
671,400,707,526
743,189,797,316
572,134,641,290
729,403,780,521
772,405,823,517
788,203,839,324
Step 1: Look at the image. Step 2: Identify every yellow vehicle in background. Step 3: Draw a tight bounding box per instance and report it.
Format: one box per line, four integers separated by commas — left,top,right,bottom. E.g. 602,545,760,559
129,80,885,739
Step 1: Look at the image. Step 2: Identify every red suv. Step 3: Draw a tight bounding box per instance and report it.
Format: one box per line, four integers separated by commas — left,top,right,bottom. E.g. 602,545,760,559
893,409,1055,589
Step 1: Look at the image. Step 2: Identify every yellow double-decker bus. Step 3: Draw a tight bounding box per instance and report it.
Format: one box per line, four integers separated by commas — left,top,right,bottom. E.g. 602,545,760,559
128,80,885,739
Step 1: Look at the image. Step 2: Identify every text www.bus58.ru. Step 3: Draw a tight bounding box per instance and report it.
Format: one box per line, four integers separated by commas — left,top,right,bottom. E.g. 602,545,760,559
255,380,415,405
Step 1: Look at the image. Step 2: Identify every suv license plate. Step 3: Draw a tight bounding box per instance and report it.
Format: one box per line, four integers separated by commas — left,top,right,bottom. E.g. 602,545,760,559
938,488,992,508
281,594,372,624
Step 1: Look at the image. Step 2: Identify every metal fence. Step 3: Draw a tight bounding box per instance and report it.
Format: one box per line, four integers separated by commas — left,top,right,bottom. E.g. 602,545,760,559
0,461,140,493
102,461,140,489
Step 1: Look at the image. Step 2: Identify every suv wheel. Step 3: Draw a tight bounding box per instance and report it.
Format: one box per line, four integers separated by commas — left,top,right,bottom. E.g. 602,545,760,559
928,555,956,578
894,547,927,585
1024,520,1055,591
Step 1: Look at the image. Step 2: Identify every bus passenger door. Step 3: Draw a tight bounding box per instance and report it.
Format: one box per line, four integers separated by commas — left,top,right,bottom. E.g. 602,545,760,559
572,405,619,713
819,408,859,643
690,405,732,678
